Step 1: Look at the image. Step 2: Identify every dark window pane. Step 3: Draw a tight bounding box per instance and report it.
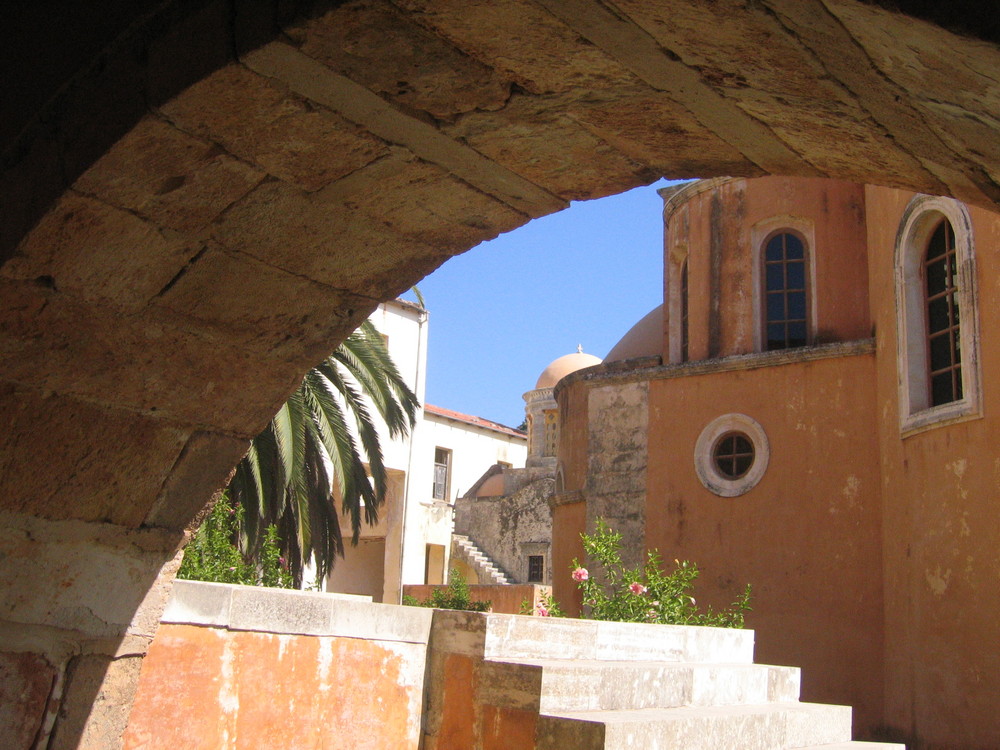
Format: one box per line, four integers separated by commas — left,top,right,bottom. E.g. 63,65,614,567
929,332,953,370
925,257,947,296
927,220,948,257
765,235,785,262
955,367,963,400
733,454,753,477
787,261,805,289
767,323,785,347
927,296,950,333
931,371,955,406
784,234,804,260
766,263,784,289
713,433,755,479
788,322,807,346
788,291,806,320
527,555,544,583
767,293,785,320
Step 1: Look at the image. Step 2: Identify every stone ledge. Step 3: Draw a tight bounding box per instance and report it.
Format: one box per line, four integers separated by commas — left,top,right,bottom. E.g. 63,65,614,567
556,339,876,396
429,609,754,664
163,579,433,644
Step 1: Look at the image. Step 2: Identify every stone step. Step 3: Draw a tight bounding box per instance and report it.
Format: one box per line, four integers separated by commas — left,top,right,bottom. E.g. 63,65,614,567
452,535,511,584
438,611,755,664
536,702,854,750
480,658,801,713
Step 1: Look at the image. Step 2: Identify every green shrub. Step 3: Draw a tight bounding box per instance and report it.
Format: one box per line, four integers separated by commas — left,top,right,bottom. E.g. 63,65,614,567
571,519,751,627
178,494,294,589
402,569,491,612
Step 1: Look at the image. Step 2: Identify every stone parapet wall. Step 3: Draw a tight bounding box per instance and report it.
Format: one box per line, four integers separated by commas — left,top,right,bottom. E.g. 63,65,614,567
122,581,433,750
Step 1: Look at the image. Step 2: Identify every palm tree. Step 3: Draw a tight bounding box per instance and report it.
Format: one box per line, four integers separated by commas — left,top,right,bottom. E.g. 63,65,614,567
227,319,419,583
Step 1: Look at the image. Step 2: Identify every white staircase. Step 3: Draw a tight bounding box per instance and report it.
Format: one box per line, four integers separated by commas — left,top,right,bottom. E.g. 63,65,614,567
451,533,511,584
423,611,905,750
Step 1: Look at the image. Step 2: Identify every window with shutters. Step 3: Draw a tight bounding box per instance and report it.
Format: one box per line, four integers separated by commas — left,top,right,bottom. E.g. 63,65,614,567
432,447,451,501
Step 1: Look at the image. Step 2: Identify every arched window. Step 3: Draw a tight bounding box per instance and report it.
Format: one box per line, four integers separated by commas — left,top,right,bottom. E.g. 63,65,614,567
895,195,981,434
924,219,962,406
762,231,809,350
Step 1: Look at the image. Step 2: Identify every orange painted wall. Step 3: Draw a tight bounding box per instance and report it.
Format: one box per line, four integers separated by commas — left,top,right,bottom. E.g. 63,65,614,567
865,185,1000,748
123,624,422,750
665,177,870,359
644,352,885,734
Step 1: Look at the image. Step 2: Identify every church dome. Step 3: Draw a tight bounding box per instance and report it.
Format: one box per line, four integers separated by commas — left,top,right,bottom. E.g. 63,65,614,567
535,349,602,389
605,304,664,363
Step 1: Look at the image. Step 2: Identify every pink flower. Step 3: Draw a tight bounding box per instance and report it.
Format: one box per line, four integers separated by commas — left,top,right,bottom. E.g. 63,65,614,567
537,604,550,617
572,567,589,582
629,582,647,596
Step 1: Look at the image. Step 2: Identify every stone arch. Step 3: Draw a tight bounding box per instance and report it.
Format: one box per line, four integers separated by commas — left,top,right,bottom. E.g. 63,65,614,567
4,2,1000,747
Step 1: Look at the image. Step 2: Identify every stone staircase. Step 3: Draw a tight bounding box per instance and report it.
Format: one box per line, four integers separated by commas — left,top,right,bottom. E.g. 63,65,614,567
422,610,905,750
451,533,511,584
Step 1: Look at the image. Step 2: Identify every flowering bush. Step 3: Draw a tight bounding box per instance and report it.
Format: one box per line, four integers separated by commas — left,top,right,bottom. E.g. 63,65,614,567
571,519,751,628
520,591,565,617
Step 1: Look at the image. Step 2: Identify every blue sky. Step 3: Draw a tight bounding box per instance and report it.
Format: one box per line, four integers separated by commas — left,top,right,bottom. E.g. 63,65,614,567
402,178,679,428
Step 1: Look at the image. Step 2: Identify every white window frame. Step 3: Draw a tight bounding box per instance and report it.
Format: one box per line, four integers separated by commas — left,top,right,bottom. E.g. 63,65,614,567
694,413,770,497
894,195,982,436
432,447,451,501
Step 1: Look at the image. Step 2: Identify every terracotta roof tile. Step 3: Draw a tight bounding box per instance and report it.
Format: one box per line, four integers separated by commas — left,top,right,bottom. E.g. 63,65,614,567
424,404,526,438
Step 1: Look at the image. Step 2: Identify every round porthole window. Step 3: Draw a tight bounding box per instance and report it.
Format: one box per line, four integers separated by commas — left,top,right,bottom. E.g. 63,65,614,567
695,415,769,497
712,432,755,479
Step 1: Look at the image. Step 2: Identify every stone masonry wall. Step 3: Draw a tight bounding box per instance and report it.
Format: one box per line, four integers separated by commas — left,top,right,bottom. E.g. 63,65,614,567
586,382,650,566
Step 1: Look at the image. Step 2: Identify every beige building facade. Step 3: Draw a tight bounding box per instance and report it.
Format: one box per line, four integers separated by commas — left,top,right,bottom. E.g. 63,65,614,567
322,299,528,602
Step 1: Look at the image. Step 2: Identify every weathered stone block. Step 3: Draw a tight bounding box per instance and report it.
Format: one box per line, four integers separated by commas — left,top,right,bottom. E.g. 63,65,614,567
392,0,636,96
49,654,144,750
161,580,233,627
142,431,248,530
569,91,758,179
0,382,187,526
0,279,314,436
150,242,373,361
444,93,658,201
4,191,196,314
0,513,179,638
0,651,56,749
289,0,511,120
316,153,527,250
73,116,265,234
160,64,387,191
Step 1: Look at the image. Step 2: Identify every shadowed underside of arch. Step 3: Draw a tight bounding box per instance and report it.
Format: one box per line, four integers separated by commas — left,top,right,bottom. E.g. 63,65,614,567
2,1,1000,747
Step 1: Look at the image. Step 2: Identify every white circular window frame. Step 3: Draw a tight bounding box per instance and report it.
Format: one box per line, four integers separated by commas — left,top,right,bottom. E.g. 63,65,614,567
694,414,769,497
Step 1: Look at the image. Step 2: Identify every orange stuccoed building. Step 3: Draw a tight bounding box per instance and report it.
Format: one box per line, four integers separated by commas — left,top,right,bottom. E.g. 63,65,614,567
551,176,998,746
